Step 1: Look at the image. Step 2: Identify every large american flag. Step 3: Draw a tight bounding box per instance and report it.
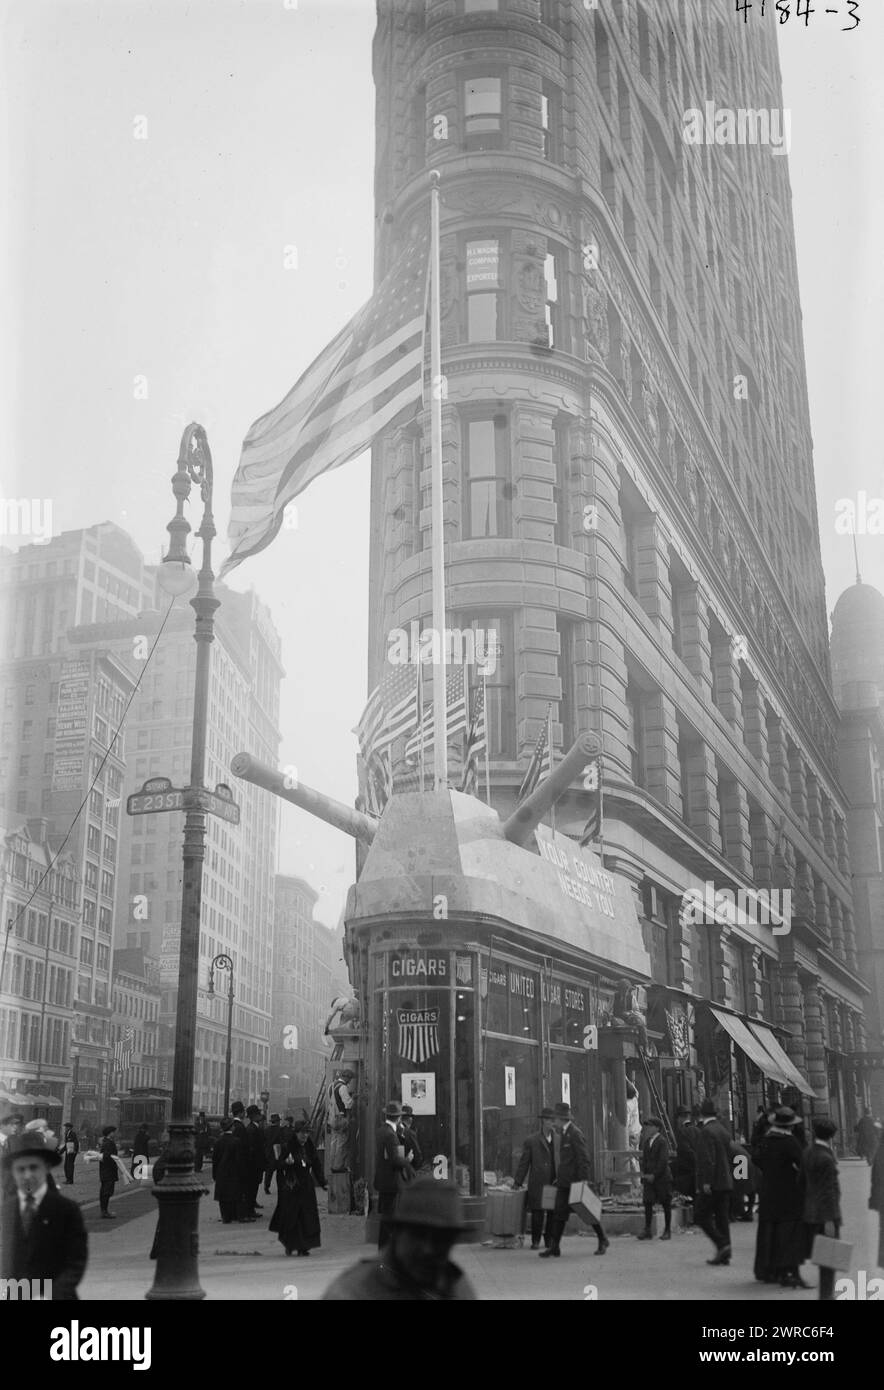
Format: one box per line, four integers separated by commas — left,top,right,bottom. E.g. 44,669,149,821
221,227,430,576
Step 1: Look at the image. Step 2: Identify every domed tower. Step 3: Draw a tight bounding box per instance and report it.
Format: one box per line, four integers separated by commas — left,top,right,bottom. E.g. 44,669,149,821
830,580,884,711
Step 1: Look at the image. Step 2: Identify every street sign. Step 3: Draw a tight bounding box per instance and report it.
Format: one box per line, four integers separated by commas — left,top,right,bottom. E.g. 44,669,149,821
127,777,239,824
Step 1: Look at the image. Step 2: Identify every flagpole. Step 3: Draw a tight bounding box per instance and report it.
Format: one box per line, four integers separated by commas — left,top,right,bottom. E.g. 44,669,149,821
429,170,447,790
417,659,426,793
547,702,556,835
482,668,491,806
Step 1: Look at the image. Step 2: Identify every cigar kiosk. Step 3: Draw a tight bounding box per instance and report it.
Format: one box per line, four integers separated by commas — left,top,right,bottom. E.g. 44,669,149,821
232,736,651,1229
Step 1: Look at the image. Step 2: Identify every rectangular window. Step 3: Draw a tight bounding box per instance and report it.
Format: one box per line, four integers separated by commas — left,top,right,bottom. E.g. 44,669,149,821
540,80,561,163
463,75,503,151
543,249,560,349
84,861,98,890
87,824,101,853
456,613,515,759
557,618,578,749
463,414,510,539
465,237,501,342
625,682,644,786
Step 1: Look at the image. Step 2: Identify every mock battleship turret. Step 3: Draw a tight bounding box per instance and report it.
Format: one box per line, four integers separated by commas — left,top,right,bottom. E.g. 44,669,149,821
232,738,651,1202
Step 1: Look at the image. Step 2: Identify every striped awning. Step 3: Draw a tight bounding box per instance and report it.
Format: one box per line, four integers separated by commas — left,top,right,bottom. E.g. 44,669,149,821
711,1009,791,1086
746,1021,816,1098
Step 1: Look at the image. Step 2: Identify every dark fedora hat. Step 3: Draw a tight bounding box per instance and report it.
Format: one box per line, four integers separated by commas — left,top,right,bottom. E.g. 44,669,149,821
401,1104,414,1116
102,1125,117,1137
644,1114,663,1129
540,1107,556,1120
699,1098,717,1117
389,1178,471,1232
553,1103,572,1118
384,1101,402,1119
1,1131,62,1170
773,1106,800,1127
245,1104,262,1117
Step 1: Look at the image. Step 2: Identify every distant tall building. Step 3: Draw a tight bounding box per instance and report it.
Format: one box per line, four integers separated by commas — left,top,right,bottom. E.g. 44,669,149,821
831,581,884,1118
270,876,348,1109
0,521,284,1116
0,522,156,1126
0,822,80,1121
100,582,284,1111
367,0,867,1144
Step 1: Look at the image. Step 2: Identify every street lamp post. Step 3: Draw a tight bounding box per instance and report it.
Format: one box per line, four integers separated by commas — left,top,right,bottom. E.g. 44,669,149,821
146,424,218,1302
208,954,235,1118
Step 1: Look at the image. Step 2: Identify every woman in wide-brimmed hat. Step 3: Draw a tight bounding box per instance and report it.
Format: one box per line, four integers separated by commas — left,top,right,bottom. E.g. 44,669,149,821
269,1120,327,1257
753,1107,808,1288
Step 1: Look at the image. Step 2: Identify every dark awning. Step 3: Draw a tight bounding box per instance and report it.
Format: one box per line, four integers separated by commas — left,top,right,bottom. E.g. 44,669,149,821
746,1021,816,1098
710,1008,792,1085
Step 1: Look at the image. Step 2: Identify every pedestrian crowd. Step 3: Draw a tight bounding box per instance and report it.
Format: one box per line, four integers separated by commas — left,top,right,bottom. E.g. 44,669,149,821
0,1089,881,1300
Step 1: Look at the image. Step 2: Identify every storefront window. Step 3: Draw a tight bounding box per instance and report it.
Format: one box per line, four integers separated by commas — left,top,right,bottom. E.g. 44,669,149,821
377,947,479,1194
482,1035,539,1182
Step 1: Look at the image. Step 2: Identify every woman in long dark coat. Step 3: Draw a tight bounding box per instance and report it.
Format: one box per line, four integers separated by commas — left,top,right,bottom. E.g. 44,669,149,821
270,1120,326,1256
213,1119,247,1223
753,1107,807,1288
870,1133,884,1271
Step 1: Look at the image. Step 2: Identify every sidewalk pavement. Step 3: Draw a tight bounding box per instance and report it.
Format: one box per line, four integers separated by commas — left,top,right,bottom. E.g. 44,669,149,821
79,1158,881,1302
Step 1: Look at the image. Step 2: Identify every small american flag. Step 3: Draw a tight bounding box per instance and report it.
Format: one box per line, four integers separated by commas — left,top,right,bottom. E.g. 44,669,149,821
222,226,430,576
404,668,468,761
518,704,553,802
113,1026,135,1071
579,754,604,847
355,665,420,763
460,683,486,796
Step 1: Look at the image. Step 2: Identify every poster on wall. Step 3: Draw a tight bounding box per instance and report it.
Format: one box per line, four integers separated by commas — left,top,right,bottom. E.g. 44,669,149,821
504,1066,516,1106
561,1073,571,1104
401,1072,436,1116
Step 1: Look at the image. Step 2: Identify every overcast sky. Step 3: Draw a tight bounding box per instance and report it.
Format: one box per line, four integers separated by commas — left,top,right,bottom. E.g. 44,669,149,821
1,0,881,927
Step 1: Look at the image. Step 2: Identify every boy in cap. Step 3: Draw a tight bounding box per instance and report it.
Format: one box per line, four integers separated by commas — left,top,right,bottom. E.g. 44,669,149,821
322,1177,476,1300
1,1129,88,1299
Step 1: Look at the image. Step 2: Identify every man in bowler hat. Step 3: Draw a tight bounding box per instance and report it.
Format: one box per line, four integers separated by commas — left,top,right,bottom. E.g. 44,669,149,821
1,1130,87,1299
374,1101,411,1249
638,1115,673,1240
541,1102,609,1258
514,1107,557,1249
322,1177,477,1300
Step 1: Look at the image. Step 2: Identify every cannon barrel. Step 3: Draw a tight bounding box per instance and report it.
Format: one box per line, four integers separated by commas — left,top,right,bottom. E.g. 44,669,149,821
502,733,602,848
230,752,378,845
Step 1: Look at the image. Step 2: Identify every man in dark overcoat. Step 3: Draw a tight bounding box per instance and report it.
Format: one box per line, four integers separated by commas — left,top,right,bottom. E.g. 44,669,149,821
802,1116,842,1300
374,1101,410,1250
59,1122,79,1186
540,1102,608,1259
514,1107,557,1250
695,1098,734,1265
1,1131,87,1299
638,1115,673,1240
263,1113,283,1195
244,1105,266,1215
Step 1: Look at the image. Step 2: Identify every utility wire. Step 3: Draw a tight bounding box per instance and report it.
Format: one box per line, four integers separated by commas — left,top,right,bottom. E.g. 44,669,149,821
0,595,180,987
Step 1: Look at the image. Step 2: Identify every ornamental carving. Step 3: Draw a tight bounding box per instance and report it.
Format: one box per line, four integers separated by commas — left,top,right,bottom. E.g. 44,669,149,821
515,257,544,314
581,271,609,363
443,185,523,215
